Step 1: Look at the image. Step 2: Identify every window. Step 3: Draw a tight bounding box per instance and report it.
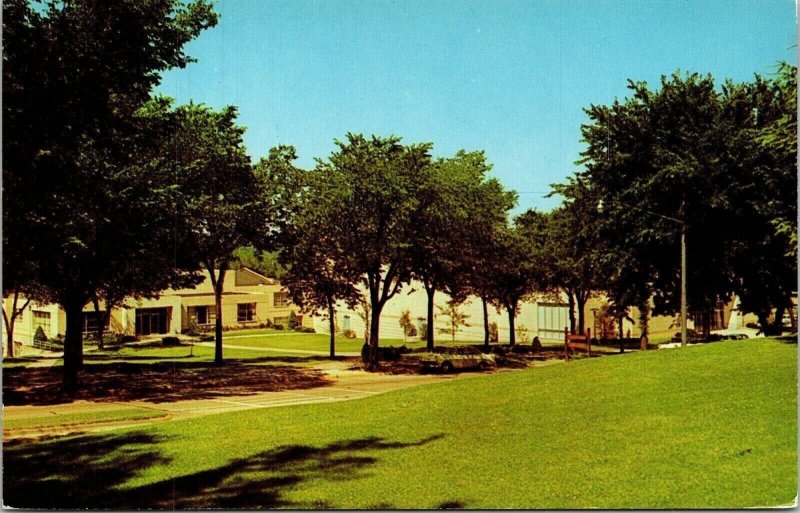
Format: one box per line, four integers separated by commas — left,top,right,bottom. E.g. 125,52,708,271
537,303,569,340
189,306,215,326
82,311,110,335
33,311,51,334
238,303,256,322
274,292,290,308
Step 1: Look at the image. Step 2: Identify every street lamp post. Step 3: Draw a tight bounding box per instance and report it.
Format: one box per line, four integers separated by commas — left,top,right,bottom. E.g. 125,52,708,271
598,199,688,348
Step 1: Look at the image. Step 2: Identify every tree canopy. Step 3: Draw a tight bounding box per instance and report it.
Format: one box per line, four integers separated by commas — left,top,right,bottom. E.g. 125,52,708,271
2,0,218,389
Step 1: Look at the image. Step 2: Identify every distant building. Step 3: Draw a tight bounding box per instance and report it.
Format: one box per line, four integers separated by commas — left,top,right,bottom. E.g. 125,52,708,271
313,281,760,344
3,268,310,350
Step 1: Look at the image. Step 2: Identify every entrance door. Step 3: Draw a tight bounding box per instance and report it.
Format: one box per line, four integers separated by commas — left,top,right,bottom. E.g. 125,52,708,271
135,308,170,335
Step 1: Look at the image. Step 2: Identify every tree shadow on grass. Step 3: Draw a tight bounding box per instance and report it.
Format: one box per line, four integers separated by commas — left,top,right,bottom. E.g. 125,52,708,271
4,431,172,509
3,360,332,406
5,432,446,509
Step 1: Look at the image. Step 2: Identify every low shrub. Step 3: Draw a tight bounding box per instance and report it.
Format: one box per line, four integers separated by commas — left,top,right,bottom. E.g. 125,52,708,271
343,329,356,339
33,326,48,343
288,311,299,330
273,324,285,330
295,326,315,333
118,334,138,343
199,334,214,342
162,336,181,346
378,345,408,361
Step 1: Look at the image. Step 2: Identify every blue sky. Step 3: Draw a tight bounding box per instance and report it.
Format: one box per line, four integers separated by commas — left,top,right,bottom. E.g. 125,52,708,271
158,0,796,213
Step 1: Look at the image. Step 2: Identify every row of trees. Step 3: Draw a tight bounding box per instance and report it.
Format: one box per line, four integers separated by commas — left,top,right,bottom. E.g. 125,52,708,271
552,65,797,339
4,1,796,388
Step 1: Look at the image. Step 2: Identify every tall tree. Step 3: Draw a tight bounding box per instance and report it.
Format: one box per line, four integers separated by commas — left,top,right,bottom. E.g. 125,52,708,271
263,146,361,358
547,176,605,335
486,219,545,346
2,0,218,389
409,151,513,350
578,68,797,335
170,104,268,365
314,134,432,370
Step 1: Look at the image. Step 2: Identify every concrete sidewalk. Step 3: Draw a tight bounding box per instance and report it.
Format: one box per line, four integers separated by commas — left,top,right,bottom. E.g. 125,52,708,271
3,362,461,440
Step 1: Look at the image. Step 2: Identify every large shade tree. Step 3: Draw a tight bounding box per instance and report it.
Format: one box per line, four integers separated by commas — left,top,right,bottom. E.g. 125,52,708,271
313,134,432,370
486,217,546,346
2,0,218,389
576,67,797,335
169,104,269,365
409,151,515,350
261,146,362,358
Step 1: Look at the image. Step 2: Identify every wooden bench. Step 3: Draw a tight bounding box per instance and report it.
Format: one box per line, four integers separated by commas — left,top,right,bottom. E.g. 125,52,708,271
564,327,592,361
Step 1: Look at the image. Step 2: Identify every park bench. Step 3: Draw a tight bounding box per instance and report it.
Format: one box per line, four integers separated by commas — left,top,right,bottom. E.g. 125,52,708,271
564,327,592,361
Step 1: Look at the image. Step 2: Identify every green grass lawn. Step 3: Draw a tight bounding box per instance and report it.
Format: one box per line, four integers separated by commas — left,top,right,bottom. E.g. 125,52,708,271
216,331,493,354
4,408,167,430
4,338,796,509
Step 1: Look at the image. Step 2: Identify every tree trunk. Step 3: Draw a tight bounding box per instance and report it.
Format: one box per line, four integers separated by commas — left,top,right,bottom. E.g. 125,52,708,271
327,299,336,359
639,302,650,350
482,296,490,349
92,297,104,350
425,283,435,351
576,293,587,336
772,305,786,335
214,285,223,365
2,292,27,358
2,308,14,358
567,292,576,334
367,301,383,371
63,301,84,393
507,305,516,346
756,312,770,335
618,316,624,354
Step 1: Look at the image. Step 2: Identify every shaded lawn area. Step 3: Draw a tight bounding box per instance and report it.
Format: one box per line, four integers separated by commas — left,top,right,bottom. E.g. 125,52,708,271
4,338,795,509
3,345,332,405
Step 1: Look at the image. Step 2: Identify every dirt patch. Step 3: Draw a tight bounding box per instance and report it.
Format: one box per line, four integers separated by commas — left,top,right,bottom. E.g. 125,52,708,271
3,361,332,406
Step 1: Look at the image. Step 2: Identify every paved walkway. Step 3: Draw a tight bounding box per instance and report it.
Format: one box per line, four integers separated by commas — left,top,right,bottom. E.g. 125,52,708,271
2,361,465,440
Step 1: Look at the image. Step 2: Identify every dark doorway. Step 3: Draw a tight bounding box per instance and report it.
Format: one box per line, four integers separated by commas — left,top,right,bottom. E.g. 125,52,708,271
135,308,170,336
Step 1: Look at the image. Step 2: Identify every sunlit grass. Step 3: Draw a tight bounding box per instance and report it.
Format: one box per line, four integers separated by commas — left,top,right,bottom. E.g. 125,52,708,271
6,338,795,509
4,408,167,430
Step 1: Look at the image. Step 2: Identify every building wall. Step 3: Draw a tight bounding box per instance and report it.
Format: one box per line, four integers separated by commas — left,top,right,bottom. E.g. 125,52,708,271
312,282,572,344
1,269,312,345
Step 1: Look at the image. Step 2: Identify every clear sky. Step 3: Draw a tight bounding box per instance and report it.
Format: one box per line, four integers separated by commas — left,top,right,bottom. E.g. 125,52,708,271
158,0,796,213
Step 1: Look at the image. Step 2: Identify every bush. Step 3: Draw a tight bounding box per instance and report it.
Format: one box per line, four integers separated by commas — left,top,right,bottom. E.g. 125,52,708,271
406,326,417,338
199,334,214,342
288,311,299,330
489,322,499,343
418,322,428,341
33,326,47,343
377,345,408,361
273,324,285,330
118,334,138,343
162,336,181,346
343,329,356,339
296,326,315,333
